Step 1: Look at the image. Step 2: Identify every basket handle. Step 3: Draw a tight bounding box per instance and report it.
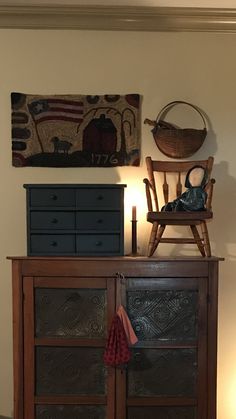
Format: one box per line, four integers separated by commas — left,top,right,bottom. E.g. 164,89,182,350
155,100,207,130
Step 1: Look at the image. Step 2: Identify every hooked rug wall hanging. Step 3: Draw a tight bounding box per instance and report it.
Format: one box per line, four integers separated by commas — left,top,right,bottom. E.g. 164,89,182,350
11,92,141,167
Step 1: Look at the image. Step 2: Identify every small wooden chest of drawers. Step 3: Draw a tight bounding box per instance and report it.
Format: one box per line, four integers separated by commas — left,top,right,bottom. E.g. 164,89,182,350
24,184,126,256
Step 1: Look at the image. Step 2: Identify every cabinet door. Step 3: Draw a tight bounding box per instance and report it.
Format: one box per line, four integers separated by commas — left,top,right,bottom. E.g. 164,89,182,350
116,276,208,419
23,276,116,419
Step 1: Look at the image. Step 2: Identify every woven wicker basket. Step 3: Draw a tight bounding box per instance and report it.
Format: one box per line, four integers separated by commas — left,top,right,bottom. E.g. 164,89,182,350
144,101,207,159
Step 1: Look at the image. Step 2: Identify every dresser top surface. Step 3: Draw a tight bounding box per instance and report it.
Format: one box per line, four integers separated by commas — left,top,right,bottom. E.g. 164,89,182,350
23,184,127,189
7,255,223,262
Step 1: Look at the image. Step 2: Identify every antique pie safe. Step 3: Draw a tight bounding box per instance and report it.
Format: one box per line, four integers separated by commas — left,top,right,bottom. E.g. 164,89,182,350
9,256,221,419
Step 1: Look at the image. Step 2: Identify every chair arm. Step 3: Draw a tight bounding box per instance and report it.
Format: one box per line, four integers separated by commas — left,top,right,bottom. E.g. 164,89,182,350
143,178,154,211
143,178,152,187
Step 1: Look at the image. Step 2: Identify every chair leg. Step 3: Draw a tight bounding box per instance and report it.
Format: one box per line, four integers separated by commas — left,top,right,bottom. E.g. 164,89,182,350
148,223,166,257
147,222,159,257
190,225,205,257
150,225,166,256
154,225,166,249
200,221,211,257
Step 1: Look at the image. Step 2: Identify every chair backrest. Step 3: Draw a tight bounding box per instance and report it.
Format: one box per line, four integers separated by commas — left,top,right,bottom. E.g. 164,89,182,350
145,156,214,212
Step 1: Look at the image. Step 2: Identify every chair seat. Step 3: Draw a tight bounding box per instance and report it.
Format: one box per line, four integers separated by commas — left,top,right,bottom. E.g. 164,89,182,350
147,210,213,224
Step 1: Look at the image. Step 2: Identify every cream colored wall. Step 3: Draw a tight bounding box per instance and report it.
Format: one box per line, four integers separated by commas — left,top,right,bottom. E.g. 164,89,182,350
0,29,235,418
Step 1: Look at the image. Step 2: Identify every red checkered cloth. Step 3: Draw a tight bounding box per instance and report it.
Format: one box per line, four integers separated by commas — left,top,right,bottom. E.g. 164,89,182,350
103,314,131,367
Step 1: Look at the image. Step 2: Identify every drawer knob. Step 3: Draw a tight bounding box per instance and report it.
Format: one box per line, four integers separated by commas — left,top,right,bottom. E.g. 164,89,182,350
51,241,58,247
51,218,58,224
97,195,104,201
97,219,103,224
50,194,58,201
95,241,102,247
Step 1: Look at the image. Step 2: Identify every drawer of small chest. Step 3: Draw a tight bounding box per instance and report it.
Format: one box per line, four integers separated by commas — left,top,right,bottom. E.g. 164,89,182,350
30,188,76,207
77,234,120,254
30,234,76,254
31,212,75,230
77,188,121,209
76,211,120,231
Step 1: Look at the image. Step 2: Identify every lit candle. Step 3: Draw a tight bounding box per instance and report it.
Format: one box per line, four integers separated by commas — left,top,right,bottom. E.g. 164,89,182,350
132,205,137,221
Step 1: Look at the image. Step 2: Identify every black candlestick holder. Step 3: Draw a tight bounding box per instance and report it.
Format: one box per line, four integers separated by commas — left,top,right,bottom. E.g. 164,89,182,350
131,219,138,256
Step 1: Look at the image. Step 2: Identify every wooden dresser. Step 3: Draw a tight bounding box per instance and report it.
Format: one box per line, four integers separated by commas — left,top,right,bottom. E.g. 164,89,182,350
9,256,221,419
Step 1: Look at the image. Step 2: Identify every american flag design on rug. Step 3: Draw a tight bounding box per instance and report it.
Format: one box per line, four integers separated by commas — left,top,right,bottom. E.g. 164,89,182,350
11,92,141,167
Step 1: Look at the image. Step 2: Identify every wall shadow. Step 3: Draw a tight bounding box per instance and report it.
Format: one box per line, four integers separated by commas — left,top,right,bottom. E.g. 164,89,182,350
212,160,236,259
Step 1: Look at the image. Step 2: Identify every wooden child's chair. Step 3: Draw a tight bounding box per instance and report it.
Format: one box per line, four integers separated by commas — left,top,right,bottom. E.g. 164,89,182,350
143,156,215,257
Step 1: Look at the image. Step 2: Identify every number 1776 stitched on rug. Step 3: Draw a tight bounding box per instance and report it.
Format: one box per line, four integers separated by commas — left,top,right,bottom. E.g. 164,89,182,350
11,92,141,168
